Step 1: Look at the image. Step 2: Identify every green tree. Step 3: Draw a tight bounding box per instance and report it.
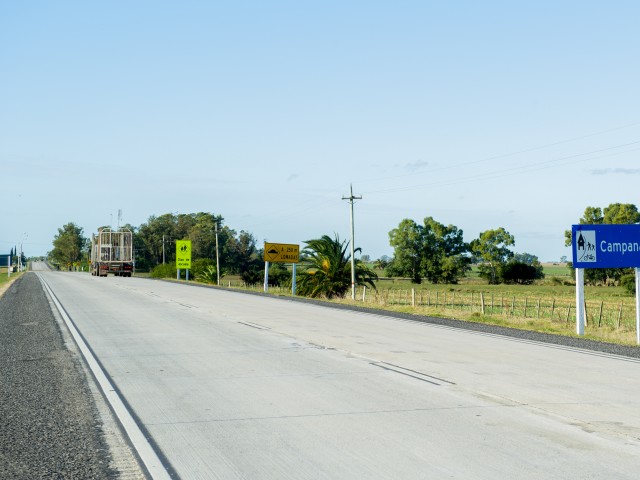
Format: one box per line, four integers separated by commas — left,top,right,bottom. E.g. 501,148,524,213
297,234,378,298
51,222,87,267
137,213,180,267
470,228,515,284
136,212,225,271
268,263,291,287
223,230,261,276
603,203,640,224
387,217,470,284
421,217,471,284
387,219,423,282
374,256,391,270
188,213,224,260
512,252,539,266
501,261,544,285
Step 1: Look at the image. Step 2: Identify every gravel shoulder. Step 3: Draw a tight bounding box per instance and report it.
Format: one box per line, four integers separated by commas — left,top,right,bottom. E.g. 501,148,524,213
0,272,144,479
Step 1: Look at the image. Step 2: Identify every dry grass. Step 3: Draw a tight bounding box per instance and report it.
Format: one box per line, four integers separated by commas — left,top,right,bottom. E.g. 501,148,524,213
0,271,23,298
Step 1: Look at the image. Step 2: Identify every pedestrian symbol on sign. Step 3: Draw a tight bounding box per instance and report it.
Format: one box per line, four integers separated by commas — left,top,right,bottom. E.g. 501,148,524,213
576,230,596,263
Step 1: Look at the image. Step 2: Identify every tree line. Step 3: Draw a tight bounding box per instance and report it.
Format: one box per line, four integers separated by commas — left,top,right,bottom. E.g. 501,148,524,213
49,213,266,284
49,202,638,298
386,217,543,285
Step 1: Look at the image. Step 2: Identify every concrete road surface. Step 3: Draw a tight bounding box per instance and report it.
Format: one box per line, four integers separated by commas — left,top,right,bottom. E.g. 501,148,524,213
35,268,640,479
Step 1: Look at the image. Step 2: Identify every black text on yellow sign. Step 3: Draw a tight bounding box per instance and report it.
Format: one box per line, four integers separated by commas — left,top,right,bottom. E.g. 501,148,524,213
264,243,300,263
176,240,192,269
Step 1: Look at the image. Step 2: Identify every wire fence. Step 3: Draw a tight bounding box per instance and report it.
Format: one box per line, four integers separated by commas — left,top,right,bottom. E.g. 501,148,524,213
222,281,637,332
357,287,637,331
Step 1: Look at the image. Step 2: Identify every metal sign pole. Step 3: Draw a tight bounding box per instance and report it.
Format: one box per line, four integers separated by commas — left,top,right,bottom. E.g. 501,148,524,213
264,261,269,292
576,268,585,335
292,263,296,296
636,267,640,345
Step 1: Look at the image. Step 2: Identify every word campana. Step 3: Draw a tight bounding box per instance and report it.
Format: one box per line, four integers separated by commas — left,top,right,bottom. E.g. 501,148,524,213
600,240,640,255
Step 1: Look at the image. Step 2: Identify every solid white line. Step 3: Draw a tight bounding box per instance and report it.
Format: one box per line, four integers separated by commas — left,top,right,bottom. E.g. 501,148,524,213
38,274,173,480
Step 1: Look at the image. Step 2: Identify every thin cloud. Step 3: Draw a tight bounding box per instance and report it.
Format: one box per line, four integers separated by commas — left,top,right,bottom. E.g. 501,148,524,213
287,173,300,182
405,160,429,172
590,168,640,175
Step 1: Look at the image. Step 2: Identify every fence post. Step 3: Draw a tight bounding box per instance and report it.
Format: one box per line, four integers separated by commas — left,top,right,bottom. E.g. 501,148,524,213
617,302,623,329
584,300,589,327
511,296,515,316
598,300,604,327
411,288,415,307
536,298,540,319
480,293,485,315
362,286,366,302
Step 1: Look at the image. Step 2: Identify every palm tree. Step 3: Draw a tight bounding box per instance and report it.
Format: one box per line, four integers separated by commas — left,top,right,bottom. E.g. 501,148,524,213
297,234,378,298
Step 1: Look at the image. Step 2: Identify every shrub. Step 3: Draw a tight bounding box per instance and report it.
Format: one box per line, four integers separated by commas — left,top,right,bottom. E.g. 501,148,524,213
620,274,636,295
197,265,222,284
241,266,263,286
191,258,215,279
150,263,177,278
268,263,291,287
500,261,544,285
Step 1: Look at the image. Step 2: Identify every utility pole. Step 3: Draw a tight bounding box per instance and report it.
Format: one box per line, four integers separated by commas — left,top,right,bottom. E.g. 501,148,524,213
215,222,220,286
162,235,166,264
342,184,362,300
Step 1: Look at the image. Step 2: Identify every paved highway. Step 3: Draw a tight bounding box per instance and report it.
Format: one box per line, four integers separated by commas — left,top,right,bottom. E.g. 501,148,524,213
35,267,640,479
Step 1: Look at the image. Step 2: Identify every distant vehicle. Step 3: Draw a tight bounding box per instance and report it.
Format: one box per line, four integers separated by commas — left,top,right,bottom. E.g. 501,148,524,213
91,228,134,277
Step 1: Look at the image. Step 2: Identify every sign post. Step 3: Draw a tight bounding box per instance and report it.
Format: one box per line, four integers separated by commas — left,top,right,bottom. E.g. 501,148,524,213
263,243,300,295
575,268,585,336
636,268,640,345
572,224,640,344
176,240,192,281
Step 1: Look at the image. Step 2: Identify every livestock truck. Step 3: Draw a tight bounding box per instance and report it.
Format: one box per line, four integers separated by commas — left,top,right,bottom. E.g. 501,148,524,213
91,228,134,277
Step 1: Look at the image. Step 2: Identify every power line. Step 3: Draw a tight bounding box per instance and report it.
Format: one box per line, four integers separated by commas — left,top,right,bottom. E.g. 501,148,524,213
356,120,640,186
362,139,640,196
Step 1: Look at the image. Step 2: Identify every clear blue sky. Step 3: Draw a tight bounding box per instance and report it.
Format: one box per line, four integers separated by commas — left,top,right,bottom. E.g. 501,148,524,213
2,1,639,261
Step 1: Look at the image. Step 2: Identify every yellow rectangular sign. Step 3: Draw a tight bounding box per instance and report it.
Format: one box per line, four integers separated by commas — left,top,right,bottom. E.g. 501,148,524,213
176,240,192,269
264,243,299,263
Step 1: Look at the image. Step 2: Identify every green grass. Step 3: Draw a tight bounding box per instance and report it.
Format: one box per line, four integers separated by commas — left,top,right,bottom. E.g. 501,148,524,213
0,270,23,295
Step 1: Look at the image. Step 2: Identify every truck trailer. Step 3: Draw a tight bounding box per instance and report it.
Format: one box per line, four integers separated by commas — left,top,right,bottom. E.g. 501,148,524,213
91,228,134,277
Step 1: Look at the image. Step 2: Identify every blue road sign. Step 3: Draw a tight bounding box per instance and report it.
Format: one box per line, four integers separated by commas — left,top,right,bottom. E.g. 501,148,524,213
572,224,640,269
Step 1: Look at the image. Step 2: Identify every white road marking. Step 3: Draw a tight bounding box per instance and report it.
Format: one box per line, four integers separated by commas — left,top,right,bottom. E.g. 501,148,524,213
38,274,173,480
